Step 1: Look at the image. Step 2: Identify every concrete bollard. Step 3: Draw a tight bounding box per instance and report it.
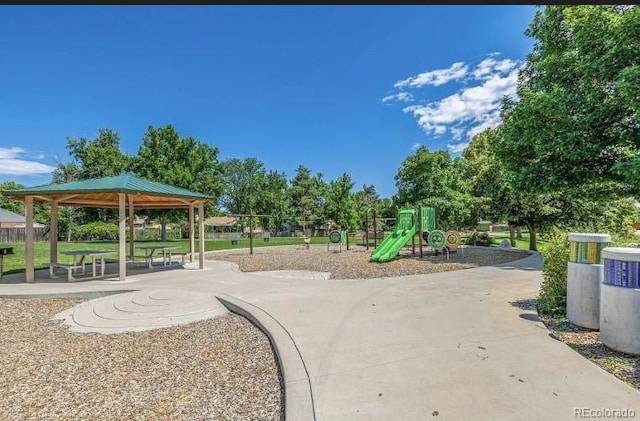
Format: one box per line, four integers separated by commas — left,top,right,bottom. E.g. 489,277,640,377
566,233,610,329
600,247,640,355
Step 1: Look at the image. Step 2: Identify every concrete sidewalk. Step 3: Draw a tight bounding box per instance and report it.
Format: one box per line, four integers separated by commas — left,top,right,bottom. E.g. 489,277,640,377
1,253,639,420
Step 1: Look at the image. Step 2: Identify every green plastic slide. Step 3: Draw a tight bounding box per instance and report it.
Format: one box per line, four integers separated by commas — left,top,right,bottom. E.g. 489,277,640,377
370,209,417,263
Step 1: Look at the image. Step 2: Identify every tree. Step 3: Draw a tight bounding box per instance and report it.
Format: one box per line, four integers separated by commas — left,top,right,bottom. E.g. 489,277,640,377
254,170,292,231
353,184,381,230
462,127,592,251
219,157,267,215
66,129,130,180
325,173,359,231
59,128,131,223
288,165,327,234
133,125,223,199
219,158,292,231
499,6,640,195
0,181,26,215
394,146,474,229
51,163,82,241
131,124,224,239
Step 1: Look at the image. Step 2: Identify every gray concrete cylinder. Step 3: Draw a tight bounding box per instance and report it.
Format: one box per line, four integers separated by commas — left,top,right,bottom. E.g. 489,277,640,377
566,233,610,330
600,247,640,355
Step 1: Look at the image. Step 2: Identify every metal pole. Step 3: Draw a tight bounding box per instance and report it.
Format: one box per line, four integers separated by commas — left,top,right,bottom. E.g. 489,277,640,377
249,213,254,255
418,204,423,258
346,225,350,251
373,209,378,249
365,210,369,251
412,230,415,255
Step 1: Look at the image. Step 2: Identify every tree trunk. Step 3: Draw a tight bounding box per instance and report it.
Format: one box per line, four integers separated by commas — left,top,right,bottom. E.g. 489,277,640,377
527,223,537,251
509,225,516,247
161,212,167,241
516,226,523,239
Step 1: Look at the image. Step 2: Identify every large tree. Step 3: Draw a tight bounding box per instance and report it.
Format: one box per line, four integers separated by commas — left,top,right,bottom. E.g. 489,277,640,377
394,146,474,229
288,165,327,233
325,173,359,231
219,158,292,230
254,170,292,230
219,157,267,215
56,128,131,223
499,5,640,195
131,124,224,239
50,163,83,241
0,181,26,215
133,125,223,199
65,128,130,180
353,184,382,230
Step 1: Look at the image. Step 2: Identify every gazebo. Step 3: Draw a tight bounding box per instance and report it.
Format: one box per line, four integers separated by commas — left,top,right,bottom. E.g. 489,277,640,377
3,172,214,282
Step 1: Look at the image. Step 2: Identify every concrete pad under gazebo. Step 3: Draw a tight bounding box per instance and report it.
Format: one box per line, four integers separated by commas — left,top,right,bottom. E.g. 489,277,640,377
3,172,214,282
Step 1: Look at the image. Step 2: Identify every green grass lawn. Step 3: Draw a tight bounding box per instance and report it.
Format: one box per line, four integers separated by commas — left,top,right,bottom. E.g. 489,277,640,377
0,235,363,276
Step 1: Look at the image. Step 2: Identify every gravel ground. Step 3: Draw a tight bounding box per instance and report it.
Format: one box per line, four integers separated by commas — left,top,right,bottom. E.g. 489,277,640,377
541,317,640,390
0,298,282,421
209,244,531,280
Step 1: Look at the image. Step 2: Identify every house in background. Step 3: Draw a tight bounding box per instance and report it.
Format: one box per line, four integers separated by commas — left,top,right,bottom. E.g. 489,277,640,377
0,208,45,228
0,207,47,243
204,216,240,239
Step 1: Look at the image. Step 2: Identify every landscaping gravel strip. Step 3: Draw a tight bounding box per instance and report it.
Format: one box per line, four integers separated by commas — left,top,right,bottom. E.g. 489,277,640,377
209,244,531,279
0,298,282,421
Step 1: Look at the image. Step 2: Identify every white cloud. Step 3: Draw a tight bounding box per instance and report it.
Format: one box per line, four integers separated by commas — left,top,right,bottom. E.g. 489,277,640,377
0,147,56,175
472,56,518,80
450,127,465,141
394,62,468,88
406,67,520,139
411,143,422,151
447,142,469,153
381,92,414,103
385,52,524,153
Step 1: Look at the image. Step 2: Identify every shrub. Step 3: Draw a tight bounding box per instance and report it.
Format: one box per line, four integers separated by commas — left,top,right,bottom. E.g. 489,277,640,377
537,224,638,318
537,229,569,317
71,221,119,241
465,231,495,246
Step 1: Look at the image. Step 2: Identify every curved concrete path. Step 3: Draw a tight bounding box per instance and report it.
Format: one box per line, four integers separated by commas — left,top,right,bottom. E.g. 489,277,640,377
1,251,640,420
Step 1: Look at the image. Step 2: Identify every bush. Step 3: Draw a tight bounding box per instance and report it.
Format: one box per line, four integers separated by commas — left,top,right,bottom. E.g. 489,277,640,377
537,225,637,318
465,231,495,246
537,229,569,317
71,222,119,241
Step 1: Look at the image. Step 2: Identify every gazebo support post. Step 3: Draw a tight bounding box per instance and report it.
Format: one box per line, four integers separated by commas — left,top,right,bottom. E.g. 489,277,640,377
189,203,195,263
128,195,135,262
50,200,59,276
25,196,34,283
118,193,126,281
198,202,205,269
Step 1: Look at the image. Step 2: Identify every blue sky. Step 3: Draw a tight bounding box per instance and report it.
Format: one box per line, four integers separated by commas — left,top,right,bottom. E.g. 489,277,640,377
0,5,537,199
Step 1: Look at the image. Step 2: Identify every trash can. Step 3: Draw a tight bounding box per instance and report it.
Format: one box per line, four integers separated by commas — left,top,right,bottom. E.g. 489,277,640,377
566,233,610,329
600,247,640,355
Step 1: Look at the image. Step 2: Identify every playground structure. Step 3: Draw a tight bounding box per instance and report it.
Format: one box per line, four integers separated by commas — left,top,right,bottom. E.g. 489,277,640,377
369,206,462,263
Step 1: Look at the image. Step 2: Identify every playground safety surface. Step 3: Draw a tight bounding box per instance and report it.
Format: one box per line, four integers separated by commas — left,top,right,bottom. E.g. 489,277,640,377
209,244,531,279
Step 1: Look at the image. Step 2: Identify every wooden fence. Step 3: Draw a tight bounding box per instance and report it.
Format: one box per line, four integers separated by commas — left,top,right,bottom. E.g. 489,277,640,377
0,227,48,243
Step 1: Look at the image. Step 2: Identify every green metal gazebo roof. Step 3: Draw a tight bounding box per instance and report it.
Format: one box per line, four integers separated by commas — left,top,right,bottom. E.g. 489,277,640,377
3,173,213,209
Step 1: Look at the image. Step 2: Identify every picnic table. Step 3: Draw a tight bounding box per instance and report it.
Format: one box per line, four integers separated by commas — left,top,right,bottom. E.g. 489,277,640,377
51,250,112,281
137,245,180,269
